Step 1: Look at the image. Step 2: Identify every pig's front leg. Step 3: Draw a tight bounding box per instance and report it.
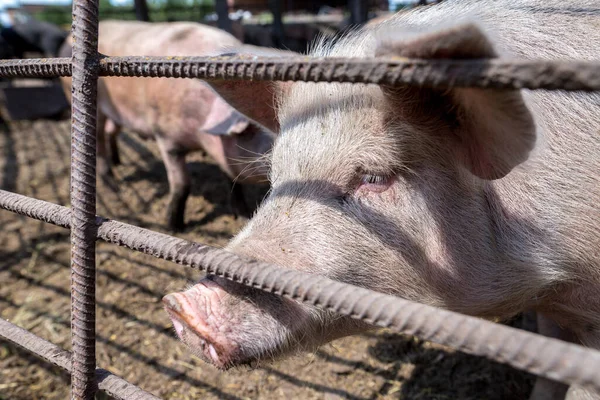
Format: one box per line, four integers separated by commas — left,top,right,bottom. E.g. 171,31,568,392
229,181,251,219
529,314,600,400
156,137,190,232
529,313,571,400
566,387,600,400
530,371,570,400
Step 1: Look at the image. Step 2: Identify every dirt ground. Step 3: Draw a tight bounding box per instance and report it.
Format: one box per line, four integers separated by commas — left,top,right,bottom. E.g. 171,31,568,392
0,117,536,399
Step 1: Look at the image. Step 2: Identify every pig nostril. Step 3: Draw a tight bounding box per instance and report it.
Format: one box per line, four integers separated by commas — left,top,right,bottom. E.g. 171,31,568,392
162,294,183,313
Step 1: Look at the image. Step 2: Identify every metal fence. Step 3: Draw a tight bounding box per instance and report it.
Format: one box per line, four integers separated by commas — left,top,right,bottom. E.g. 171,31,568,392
1,1,600,399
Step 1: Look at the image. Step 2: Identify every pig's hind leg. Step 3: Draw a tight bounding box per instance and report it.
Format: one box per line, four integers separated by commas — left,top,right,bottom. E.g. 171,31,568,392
105,119,122,166
156,137,191,232
97,112,119,192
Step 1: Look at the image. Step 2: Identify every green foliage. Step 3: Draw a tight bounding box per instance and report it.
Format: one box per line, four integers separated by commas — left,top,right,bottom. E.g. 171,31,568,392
33,5,71,28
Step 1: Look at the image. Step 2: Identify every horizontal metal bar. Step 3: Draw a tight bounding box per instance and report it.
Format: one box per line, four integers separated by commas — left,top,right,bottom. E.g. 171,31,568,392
1,189,600,393
0,56,599,91
0,57,72,78
0,318,161,400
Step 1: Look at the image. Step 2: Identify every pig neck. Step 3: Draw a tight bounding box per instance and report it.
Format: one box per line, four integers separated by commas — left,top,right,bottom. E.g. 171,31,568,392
483,96,600,340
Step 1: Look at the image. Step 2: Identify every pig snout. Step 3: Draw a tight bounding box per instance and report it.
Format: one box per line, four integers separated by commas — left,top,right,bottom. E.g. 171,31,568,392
163,275,322,369
162,279,233,368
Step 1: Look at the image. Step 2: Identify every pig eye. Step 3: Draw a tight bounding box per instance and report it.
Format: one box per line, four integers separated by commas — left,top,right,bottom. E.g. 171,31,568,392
357,174,394,193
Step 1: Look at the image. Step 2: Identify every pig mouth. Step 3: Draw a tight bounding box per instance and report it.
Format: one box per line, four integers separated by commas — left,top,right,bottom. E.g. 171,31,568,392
164,307,226,367
162,279,242,369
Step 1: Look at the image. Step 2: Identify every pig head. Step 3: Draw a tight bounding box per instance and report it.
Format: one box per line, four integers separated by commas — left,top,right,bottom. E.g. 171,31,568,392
163,2,600,379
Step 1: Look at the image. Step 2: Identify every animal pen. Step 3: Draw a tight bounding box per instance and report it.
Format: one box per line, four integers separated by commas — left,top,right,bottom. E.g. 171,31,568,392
1,0,600,399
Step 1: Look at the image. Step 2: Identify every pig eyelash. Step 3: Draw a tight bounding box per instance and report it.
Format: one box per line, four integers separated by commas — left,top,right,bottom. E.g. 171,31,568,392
361,174,388,185
336,173,394,205
354,173,395,194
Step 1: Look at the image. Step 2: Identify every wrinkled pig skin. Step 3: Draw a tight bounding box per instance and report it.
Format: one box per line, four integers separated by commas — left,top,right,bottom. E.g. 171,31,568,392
59,20,279,231
164,1,600,398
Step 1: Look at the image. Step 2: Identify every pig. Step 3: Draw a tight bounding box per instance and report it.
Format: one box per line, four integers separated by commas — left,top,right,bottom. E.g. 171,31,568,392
60,20,280,231
162,1,600,398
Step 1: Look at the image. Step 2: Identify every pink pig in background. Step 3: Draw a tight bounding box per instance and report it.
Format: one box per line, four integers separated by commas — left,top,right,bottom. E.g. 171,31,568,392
60,20,282,231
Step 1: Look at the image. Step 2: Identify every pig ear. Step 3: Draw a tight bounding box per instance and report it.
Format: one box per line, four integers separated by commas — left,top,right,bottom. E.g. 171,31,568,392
206,79,289,134
205,49,294,134
376,24,536,180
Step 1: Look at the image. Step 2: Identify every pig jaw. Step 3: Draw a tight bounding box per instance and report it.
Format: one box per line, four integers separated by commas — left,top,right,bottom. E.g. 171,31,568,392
163,276,356,369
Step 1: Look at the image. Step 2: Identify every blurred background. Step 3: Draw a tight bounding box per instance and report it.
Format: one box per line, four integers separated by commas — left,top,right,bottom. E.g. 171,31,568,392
0,0,439,122
0,0,437,54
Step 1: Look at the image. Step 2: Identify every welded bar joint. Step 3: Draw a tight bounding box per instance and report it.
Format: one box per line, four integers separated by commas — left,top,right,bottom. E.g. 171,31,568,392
69,0,100,398
0,319,161,400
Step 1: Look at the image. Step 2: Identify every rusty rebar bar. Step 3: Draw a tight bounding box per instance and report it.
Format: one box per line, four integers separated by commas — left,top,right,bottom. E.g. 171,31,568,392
0,319,161,400
69,0,100,398
1,56,600,91
1,189,599,394
0,57,71,77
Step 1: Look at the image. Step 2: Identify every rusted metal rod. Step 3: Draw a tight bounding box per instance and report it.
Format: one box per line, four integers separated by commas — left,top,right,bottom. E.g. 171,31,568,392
0,319,161,400
0,57,71,77
1,56,600,91
69,0,100,398
1,189,599,394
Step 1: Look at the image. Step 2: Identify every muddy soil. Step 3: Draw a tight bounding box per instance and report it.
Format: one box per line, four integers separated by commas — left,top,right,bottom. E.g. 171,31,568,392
0,119,535,399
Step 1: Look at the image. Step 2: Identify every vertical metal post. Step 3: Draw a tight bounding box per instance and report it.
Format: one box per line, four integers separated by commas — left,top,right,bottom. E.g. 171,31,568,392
269,0,285,49
215,0,232,34
134,0,150,22
70,0,99,398
349,0,368,25
378,0,390,11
